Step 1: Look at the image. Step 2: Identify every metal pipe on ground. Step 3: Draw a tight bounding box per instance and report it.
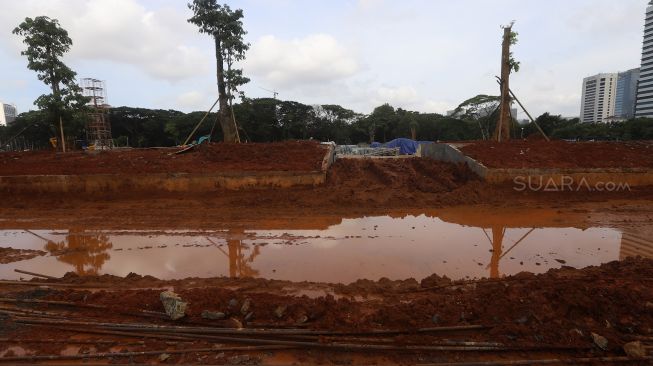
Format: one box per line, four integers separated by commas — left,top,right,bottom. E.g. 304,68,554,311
14,318,488,336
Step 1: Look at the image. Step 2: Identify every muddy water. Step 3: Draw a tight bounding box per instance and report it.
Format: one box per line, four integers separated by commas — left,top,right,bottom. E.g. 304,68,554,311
0,210,650,283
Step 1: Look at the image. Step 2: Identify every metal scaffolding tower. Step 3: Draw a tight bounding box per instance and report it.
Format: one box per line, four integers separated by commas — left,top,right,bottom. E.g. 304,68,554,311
80,78,113,149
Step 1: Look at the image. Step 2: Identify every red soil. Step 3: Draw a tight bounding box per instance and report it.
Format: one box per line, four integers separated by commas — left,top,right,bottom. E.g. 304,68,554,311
2,258,652,364
459,140,653,169
0,140,328,175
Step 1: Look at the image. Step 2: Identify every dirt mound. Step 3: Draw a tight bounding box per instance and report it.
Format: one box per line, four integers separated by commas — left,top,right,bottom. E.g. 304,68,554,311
0,140,327,175
327,158,476,193
4,258,653,364
459,140,653,169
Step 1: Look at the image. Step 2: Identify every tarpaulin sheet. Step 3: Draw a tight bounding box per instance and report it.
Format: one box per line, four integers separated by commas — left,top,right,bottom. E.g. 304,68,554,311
371,138,431,155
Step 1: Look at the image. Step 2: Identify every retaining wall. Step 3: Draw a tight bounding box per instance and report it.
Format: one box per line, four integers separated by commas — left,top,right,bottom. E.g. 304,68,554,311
421,143,653,187
0,144,337,194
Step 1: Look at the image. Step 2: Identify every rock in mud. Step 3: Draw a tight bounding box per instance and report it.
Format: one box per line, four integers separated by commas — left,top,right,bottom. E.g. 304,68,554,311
240,298,251,315
160,291,187,320
623,341,646,358
297,315,309,324
228,298,238,311
159,353,171,362
274,305,287,319
591,332,608,350
229,317,243,329
201,310,226,320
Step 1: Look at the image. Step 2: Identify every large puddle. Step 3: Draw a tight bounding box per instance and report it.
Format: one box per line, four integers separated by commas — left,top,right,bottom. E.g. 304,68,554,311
1,210,652,282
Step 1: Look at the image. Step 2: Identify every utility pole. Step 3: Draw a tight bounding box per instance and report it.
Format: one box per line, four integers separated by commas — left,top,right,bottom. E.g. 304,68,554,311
493,23,514,142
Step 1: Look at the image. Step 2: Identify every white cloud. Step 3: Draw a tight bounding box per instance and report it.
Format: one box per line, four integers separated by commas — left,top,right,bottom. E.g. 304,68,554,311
176,91,207,110
419,100,453,114
374,86,418,105
244,34,359,88
1,0,210,82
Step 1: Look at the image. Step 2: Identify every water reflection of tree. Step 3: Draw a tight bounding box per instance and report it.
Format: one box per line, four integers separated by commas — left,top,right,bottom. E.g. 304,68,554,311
208,229,260,278
42,229,113,275
483,227,534,279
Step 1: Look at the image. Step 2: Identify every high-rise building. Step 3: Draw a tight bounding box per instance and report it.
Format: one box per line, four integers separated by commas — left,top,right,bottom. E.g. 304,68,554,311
615,68,640,120
580,73,618,123
635,0,653,118
0,102,16,126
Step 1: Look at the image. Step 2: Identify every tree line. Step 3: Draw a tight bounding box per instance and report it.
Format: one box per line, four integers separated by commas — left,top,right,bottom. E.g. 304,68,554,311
3,98,653,150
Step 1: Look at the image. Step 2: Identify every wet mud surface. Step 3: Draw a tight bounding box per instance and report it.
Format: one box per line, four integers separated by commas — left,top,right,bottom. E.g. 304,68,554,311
0,155,652,363
0,258,652,364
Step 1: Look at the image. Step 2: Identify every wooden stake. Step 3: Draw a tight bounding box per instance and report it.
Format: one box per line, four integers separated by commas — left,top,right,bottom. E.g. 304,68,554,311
59,115,66,153
182,98,220,146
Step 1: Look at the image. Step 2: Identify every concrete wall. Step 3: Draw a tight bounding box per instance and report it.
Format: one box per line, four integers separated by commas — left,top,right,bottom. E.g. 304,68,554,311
422,143,653,187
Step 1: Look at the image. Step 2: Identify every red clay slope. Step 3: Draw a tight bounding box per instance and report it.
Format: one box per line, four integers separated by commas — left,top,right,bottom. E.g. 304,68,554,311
0,141,328,175
459,140,653,169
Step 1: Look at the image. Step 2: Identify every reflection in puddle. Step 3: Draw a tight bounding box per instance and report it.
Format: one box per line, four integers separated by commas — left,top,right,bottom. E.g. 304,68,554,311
0,212,651,283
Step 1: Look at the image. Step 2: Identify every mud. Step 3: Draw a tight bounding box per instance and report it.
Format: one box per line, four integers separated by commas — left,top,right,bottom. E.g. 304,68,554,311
459,140,653,169
1,149,653,364
1,258,652,364
0,140,327,175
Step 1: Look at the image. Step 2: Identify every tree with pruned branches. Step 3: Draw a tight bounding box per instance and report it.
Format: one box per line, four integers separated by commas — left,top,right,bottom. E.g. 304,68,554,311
188,0,250,143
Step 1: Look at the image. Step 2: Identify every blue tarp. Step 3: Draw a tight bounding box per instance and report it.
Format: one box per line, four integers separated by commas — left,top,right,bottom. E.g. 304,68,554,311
371,138,431,155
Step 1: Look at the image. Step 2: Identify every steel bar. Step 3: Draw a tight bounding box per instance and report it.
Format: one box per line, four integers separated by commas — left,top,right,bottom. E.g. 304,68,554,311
15,317,488,336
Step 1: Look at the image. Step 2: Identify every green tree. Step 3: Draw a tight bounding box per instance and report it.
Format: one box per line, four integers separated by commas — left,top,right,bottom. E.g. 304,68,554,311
366,104,398,143
452,95,501,140
188,0,250,143
13,16,88,152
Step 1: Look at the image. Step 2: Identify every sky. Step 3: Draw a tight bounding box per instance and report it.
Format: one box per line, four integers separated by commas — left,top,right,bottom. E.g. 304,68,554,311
0,0,648,118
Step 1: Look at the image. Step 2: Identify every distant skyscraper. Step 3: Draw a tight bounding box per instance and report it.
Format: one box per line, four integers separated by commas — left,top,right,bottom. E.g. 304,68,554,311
0,102,16,126
615,68,640,120
580,73,618,123
635,0,653,118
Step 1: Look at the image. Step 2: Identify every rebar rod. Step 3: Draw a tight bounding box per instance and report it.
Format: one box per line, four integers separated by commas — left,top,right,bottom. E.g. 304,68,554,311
15,317,487,336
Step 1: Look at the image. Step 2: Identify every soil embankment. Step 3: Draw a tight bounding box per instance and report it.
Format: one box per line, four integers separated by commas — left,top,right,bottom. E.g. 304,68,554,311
459,140,653,169
0,140,328,175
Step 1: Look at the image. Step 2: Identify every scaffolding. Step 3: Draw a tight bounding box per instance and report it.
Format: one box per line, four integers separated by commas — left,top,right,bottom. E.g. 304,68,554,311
80,78,113,149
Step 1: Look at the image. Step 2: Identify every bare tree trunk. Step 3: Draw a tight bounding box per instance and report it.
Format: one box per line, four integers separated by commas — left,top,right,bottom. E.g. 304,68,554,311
215,36,238,142
493,27,512,142
48,57,66,153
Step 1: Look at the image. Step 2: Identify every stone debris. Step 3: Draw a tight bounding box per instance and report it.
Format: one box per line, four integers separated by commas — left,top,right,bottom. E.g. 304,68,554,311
623,341,646,358
160,291,187,320
591,332,608,350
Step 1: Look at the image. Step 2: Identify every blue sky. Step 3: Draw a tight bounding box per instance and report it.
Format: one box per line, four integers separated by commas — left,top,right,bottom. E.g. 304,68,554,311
0,0,647,118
